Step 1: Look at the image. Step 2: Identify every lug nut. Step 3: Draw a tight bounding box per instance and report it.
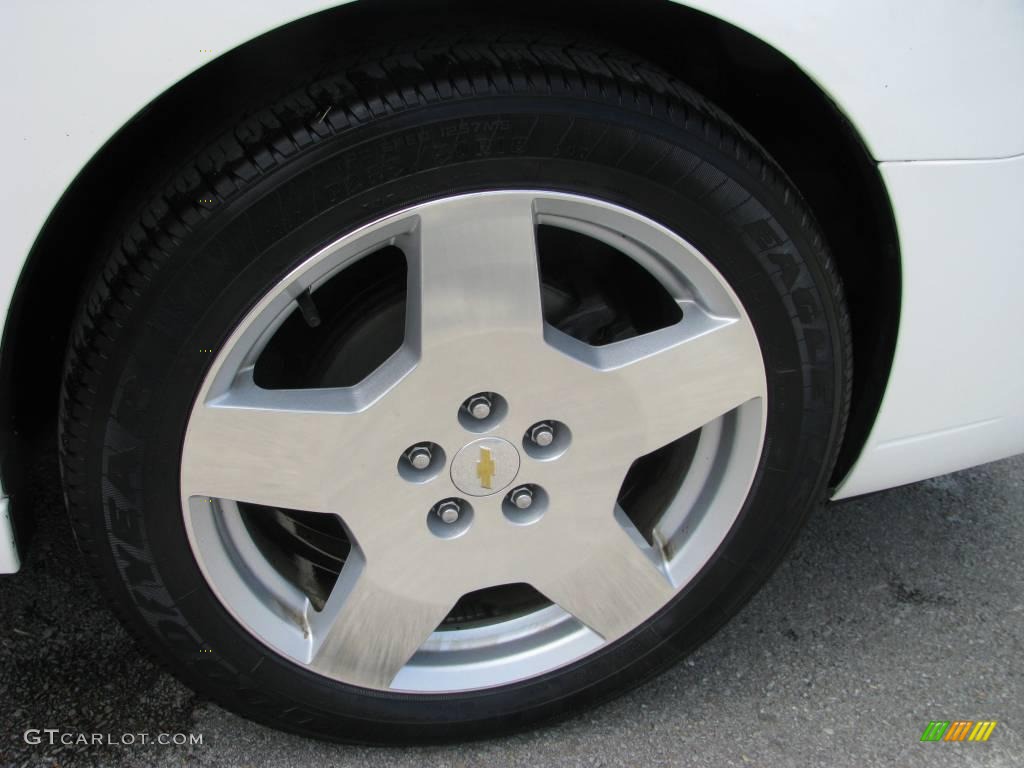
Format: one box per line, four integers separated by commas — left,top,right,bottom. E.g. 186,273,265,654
467,395,492,420
510,487,534,509
503,485,546,525
530,423,555,447
406,445,432,470
437,501,461,524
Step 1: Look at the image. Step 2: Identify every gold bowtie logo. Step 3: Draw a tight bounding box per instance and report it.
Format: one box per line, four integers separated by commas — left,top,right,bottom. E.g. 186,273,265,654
476,447,496,489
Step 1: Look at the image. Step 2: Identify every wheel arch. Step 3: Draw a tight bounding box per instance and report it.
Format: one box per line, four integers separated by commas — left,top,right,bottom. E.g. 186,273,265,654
0,0,898,521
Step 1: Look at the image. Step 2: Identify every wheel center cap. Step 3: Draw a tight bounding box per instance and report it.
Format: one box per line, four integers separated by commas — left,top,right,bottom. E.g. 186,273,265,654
450,437,520,496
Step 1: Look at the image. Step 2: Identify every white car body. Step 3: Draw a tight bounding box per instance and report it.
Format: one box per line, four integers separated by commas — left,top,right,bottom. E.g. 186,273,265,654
1,0,1022,573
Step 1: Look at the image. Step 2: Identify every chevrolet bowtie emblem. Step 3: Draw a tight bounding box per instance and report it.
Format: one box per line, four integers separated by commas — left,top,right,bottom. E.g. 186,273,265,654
476,447,496,489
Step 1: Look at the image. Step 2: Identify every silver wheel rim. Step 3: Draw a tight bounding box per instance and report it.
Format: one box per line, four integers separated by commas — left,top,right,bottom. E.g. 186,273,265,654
180,191,767,693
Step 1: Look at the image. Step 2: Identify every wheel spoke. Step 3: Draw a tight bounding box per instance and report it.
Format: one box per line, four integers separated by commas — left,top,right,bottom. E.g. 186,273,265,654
533,508,675,641
309,550,456,689
552,307,764,457
409,194,544,354
180,387,381,516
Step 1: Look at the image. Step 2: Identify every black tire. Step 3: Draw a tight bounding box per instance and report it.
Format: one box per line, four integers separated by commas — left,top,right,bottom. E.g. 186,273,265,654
59,31,851,744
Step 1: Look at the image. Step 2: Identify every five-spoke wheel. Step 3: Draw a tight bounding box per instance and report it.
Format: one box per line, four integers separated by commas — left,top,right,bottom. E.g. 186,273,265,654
181,192,767,692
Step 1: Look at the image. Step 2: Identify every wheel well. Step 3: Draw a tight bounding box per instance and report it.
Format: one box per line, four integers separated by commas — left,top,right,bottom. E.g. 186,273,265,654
0,0,898,515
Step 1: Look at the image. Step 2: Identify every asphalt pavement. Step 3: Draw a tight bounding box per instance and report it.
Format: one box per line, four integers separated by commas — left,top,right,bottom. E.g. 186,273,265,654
1,450,1021,767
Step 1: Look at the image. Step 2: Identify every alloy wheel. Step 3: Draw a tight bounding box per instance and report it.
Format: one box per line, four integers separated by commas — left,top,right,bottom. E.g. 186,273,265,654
179,191,767,693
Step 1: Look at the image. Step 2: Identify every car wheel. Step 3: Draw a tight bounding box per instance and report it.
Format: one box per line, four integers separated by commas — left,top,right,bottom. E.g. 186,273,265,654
59,32,851,743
